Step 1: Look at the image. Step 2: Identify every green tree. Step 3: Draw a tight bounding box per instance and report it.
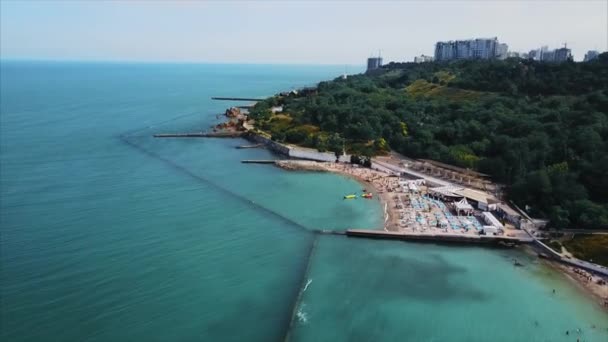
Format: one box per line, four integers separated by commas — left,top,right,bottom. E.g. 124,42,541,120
327,133,345,160
549,206,570,229
266,53,608,229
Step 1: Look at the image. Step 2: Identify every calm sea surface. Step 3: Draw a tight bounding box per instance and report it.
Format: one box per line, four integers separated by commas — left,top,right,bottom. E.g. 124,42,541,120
1,61,607,341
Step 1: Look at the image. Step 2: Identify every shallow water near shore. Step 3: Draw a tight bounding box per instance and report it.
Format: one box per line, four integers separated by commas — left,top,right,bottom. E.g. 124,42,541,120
1,61,607,341
291,236,608,342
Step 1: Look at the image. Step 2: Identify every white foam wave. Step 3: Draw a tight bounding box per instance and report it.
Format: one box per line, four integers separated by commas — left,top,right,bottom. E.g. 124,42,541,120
296,305,308,324
303,279,312,292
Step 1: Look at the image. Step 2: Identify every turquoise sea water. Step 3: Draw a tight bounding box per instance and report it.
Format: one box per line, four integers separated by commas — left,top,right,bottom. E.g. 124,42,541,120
1,61,607,341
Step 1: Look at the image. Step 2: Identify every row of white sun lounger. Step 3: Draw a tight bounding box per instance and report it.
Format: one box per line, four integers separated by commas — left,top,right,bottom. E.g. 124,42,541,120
397,192,483,231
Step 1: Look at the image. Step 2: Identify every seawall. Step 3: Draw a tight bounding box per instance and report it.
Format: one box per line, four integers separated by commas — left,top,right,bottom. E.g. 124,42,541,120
245,133,291,156
244,132,350,163
346,229,532,246
531,235,608,277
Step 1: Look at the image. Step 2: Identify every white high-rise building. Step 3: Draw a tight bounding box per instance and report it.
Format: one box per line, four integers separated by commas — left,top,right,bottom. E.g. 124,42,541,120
434,37,503,61
541,48,556,62
552,47,571,62
528,49,542,61
496,43,509,59
366,56,383,72
528,45,571,62
584,50,600,61
413,55,434,63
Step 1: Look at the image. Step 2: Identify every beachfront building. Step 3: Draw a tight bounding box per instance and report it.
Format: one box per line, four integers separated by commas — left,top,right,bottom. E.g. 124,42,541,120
482,225,500,235
482,211,504,229
408,183,420,193
427,186,461,201
459,188,498,211
399,179,425,186
453,198,474,216
427,185,497,211
495,203,523,228
399,179,425,193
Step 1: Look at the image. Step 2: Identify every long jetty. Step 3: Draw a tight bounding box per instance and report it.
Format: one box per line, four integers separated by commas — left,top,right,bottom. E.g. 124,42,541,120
345,229,533,245
241,160,276,164
154,132,245,138
211,97,264,101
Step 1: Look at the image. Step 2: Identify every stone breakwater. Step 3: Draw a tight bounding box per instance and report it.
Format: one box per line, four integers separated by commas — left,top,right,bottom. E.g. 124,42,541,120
274,160,330,171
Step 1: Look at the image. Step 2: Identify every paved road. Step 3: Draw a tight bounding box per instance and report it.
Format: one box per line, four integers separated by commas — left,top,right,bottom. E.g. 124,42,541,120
371,159,452,187
549,229,608,235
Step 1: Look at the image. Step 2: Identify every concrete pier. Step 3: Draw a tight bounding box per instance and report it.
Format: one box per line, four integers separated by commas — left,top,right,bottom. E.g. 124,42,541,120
241,160,277,164
346,229,532,245
154,132,245,138
211,97,264,101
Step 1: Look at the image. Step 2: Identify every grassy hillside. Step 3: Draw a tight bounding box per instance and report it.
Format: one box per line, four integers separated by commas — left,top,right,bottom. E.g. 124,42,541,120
249,54,608,229
562,235,608,267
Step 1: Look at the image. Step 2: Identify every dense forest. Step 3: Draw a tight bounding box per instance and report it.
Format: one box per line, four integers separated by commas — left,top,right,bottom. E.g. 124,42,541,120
249,54,608,229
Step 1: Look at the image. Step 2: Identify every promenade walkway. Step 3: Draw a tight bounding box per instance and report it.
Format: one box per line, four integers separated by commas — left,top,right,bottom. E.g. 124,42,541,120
372,159,452,187
523,227,608,277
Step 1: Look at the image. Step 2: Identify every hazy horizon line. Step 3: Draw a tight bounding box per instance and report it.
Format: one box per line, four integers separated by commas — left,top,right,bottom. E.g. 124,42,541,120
0,57,367,67
2,52,604,66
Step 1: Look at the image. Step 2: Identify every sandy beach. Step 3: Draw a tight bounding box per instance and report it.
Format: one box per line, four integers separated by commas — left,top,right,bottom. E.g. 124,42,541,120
276,160,608,308
518,244,608,312
276,160,400,230
548,261,608,311
275,160,494,237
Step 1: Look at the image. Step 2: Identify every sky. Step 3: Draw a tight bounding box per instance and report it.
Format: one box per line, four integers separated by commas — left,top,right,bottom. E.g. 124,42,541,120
1,0,606,64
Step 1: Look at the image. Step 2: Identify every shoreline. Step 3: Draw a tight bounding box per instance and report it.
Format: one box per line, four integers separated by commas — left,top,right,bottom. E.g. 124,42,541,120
521,245,608,312
275,160,608,309
545,259,608,312
275,160,399,230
